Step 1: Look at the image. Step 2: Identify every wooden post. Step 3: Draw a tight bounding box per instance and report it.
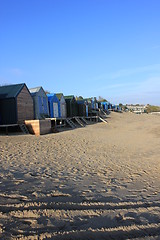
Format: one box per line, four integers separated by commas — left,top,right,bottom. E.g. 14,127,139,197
6,126,8,135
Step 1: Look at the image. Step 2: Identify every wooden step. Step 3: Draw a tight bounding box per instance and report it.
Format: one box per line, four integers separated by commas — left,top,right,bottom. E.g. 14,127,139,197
80,117,89,124
100,109,108,116
74,117,85,127
65,119,77,128
19,124,30,134
98,116,108,124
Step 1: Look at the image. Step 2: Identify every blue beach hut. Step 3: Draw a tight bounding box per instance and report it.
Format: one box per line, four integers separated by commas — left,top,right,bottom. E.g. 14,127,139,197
101,102,108,111
47,93,60,118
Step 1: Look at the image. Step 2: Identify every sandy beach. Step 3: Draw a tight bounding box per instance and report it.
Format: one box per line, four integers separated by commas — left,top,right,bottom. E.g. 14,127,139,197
0,112,160,239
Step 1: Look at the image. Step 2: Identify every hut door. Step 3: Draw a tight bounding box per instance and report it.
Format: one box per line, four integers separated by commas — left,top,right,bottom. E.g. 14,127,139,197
86,105,88,117
61,104,66,118
53,102,59,118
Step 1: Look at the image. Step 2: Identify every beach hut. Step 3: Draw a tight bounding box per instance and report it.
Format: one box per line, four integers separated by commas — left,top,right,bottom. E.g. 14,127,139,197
91,97,95,109
101,102,108,111
84,98,92,116
108,102,112,110
91,97,98,109
0,83,34,125
56,93,67,118
47,93,60,118
115,105,118,111
95,100,99,109
112,104,116,111
98,101,102,109
77,98,89,117
29,86,49,119
64,95,78,117
115,105,121,111
118,106,122,111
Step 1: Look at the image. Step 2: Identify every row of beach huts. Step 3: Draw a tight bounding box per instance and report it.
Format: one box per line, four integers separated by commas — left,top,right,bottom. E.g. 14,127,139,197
0,83,121,135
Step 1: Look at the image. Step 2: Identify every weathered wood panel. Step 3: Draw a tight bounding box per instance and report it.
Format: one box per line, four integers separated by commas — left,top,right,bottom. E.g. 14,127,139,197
25,120,40,135
17,85,34,123
25,119,51,135
60,103,67,118
39,119,52,135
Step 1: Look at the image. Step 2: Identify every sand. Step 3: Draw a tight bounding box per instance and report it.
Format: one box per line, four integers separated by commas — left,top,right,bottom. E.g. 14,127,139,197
0,112,160,239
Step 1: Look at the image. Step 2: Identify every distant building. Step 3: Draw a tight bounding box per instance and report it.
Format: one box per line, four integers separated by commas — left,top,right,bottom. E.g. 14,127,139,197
126,104,146,113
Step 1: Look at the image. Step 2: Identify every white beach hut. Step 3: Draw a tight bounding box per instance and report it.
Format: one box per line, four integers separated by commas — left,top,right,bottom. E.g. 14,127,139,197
56,93,67,118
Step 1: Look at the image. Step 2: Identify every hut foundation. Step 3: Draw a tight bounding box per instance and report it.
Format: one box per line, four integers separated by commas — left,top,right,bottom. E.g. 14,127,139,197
25,119,51,136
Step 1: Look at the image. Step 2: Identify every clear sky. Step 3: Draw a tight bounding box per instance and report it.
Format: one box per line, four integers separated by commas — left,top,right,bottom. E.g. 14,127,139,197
0,0,160,105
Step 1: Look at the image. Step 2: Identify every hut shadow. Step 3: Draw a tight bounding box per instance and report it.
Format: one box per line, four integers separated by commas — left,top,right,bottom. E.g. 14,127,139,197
0,125,29,136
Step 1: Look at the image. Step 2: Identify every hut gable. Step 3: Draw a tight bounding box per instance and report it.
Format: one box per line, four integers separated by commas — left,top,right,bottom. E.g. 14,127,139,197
0,83,34,124
17,85,34,123
56,93,63,101
29,86,49,119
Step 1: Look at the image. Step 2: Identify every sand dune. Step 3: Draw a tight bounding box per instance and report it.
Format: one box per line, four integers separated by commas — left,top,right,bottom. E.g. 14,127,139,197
0,112,160,239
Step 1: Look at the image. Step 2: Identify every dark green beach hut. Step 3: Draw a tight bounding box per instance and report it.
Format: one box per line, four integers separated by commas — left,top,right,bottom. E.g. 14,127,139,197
77,98,89,117
64,95,78,117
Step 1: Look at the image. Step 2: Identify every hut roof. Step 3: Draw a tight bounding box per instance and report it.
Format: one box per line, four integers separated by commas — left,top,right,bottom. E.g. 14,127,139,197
29,86,47,97
77,98,88,104
29,86,41,93
84,97,92,100
56,93,63,100
101,101,107,104
47,93,59,101
0,83,25,99
64,95,75,100
77,99,84,103
84,98,92,103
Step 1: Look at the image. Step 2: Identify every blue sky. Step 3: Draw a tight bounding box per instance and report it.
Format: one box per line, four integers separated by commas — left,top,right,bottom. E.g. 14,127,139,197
0,0,160,105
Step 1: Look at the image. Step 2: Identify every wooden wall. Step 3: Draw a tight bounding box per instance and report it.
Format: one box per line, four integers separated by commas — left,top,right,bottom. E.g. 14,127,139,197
17,85,34,123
